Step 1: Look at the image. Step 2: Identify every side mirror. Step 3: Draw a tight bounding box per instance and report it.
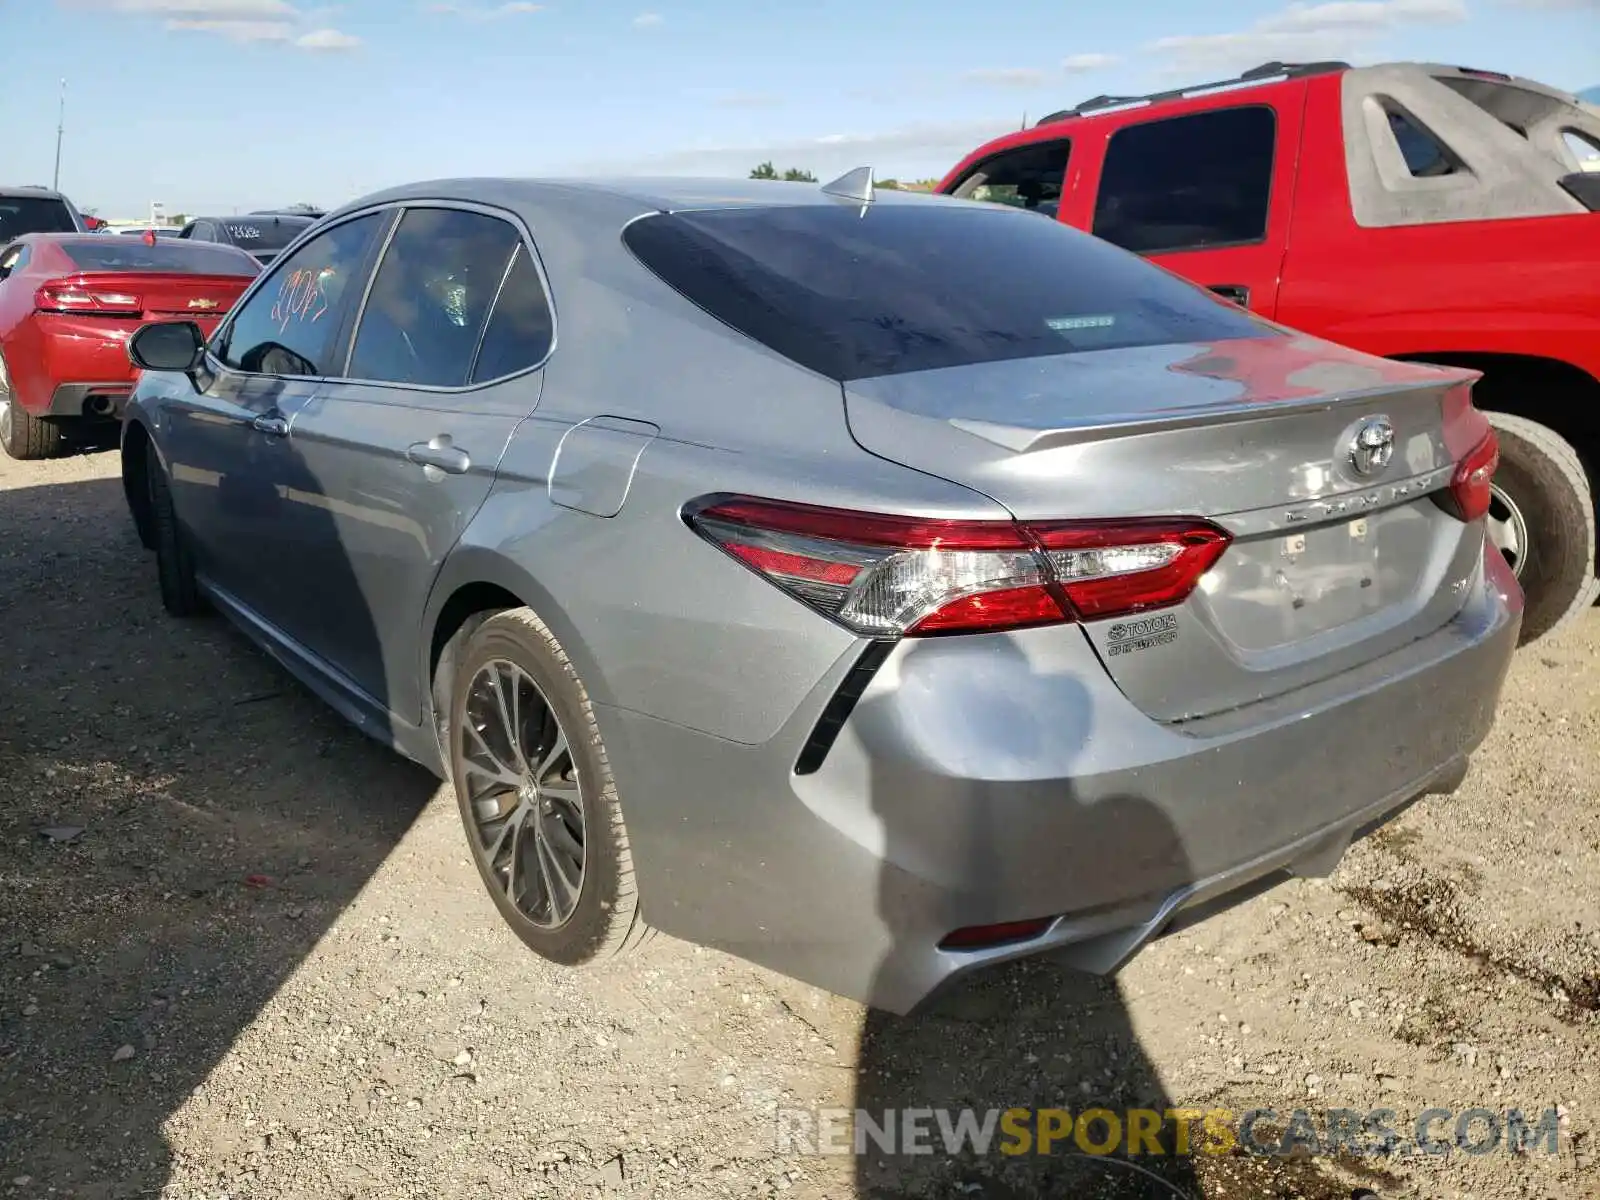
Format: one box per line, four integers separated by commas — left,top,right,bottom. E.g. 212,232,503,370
128,321,207,373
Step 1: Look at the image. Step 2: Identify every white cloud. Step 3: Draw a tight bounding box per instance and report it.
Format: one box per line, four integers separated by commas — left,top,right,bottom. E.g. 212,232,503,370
98,0,295,12
1148,0,1468,76
66,0,360,48
632,11,663,26
961,67,1053,88
295,25,360,48
710,92,785,109
427,1,545,17
1062,52,1122,71
959,54,1121,90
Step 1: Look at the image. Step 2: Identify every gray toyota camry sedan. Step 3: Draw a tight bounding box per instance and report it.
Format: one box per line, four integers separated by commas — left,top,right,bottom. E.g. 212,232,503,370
120,175,1521,1013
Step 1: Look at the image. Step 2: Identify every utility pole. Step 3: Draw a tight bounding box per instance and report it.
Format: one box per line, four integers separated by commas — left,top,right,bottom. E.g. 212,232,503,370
52,79,66,192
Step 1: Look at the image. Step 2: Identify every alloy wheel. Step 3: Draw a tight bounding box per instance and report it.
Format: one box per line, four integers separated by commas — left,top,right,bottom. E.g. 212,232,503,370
1486,481,1529,579
459,659,586,929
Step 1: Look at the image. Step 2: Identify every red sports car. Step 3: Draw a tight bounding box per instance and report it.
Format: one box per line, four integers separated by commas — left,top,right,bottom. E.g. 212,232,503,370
0,233,260,460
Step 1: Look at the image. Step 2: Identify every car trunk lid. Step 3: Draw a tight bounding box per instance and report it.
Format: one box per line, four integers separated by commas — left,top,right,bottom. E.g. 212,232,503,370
844,333,1489,722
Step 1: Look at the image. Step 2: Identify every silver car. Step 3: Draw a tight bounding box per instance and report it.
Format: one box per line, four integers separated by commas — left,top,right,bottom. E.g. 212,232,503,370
120,176,1521,1013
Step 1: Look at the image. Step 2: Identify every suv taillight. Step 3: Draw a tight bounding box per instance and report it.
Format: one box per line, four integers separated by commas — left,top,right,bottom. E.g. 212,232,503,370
685,495,1230,637
1446,429,1500,524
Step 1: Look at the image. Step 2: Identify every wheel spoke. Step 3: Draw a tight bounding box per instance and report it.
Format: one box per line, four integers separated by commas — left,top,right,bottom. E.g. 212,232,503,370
483,800,529,869
487,665,528,772
534,816,581,922
463,720,522,789
535,724,570,784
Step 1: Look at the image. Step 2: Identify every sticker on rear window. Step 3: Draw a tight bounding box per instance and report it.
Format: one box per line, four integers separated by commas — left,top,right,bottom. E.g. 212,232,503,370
228,225,261,239
1105,612,1179,657
1046,315,1116,332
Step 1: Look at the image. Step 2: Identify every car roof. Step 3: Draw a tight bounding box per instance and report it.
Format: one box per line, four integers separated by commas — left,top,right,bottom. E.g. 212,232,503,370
333,175,966,219
0,187,71,200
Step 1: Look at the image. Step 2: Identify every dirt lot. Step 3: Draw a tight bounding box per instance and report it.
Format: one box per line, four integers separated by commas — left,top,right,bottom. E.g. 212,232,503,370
2,444,1597,1200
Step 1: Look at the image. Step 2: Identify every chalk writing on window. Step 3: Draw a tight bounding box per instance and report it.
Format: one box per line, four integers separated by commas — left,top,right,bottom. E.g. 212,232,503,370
271,266,333,332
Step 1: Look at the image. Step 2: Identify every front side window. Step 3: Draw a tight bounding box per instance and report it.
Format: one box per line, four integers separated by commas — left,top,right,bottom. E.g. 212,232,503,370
948,139,1072,218
216,212,383,377
347,207,523,387
623,202,1270,381
1092,106,1277,255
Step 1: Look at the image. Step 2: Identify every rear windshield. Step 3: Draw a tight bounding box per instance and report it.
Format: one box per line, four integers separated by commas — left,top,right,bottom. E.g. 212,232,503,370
0,197,76,241
622,203,1271,380
219,217,313,252
61,240,259,275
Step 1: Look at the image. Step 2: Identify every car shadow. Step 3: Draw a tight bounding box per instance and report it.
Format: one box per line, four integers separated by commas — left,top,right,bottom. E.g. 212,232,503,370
851,636,1203,1200
0,472,438,1196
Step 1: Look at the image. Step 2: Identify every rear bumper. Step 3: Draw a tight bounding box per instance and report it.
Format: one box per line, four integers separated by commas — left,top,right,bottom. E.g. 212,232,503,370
602,549,1522,1014
47,382,131,418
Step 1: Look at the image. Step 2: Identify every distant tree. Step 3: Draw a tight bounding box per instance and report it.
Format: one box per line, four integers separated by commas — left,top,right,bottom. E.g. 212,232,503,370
781,167,817,182
875,178,901,190
749,161,779,180
169,213,188,225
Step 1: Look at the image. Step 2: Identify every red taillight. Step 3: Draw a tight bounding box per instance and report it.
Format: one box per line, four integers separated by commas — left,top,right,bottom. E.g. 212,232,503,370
35,282,142,315
686,495,1231,638
1446,429,1500,524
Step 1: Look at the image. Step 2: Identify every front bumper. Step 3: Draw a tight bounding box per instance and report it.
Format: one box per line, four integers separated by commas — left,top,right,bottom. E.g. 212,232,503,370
601,549,1522,1014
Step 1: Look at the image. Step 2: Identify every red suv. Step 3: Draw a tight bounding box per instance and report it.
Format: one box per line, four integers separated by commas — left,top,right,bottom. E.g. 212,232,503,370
940,61,1600,644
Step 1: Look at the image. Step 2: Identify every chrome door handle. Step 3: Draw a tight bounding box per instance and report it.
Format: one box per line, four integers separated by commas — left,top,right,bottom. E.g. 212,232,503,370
406,436,471,475
251,414,289,437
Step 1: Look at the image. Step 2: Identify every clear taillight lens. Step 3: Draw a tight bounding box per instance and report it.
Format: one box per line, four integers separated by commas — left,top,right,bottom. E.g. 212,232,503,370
686,495,1231,637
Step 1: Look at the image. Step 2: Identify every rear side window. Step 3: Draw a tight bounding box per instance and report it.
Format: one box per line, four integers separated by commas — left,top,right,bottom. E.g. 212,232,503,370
61,240,258,275
1092,107,1277,255
623,203,1270,381
471,245,554,383
0,198,76,241
347,207,523,388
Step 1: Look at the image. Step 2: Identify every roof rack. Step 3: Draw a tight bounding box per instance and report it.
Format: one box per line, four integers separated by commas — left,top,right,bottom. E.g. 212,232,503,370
1035,59,1349,125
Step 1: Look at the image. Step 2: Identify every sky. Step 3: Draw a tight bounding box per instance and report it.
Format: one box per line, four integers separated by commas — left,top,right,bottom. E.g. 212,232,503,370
3,0,1597,218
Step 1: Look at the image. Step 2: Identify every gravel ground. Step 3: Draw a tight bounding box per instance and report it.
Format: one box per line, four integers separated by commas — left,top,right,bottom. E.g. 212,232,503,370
1,444,1596,1200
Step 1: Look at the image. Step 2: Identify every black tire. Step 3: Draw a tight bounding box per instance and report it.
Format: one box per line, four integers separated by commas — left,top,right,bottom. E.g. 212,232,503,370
0,351,64,461
448,607,652,965
145,451,205,617
1485,411,1598,645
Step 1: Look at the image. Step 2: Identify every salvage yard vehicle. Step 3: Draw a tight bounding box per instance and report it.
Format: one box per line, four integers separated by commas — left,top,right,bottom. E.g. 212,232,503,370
0,234,258,459
941,60,1600,644
119,177,1520,1013
0,185,89,239
178,212,318,266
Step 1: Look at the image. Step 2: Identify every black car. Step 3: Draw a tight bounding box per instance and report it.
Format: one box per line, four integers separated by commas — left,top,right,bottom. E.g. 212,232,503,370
178,213,317,265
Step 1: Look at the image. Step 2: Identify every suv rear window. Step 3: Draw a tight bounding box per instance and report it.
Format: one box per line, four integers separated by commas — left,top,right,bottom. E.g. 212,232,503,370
220,217,314,252
61,240,259,275
0,197,76,241
622,203,1269,381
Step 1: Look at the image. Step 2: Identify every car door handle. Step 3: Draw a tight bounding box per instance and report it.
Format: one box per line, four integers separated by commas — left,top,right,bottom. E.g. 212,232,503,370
251,414,289,437
1209,284,1251,307
406,437,471,475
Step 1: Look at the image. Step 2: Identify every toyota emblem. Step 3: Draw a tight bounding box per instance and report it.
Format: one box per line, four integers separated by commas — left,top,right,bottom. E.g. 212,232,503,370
1348,416,1395,477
